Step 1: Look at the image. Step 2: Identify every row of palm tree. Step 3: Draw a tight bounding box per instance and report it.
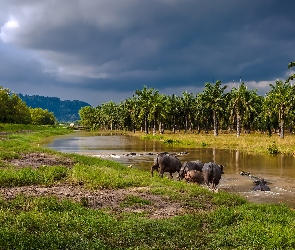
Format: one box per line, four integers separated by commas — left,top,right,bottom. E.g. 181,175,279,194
79,63,295,138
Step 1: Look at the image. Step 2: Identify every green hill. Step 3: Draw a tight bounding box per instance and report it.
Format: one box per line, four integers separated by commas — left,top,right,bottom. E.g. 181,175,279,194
18,94,91,122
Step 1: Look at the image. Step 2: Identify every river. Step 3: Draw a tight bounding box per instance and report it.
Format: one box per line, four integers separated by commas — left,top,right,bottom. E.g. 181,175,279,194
41,131,295,208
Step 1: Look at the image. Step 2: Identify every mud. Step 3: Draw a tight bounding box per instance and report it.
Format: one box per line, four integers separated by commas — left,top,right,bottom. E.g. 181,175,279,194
7,152,74,169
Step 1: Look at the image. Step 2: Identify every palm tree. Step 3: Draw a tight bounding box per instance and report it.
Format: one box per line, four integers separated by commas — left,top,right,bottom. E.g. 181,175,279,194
167,94,181,133
286,62,295,83
153,94,168,134
101,101,119,130
179,91,195,132
228,82,260,137
199,80,227,136
134,86,159,134
264,80,294,138
122,97,139,132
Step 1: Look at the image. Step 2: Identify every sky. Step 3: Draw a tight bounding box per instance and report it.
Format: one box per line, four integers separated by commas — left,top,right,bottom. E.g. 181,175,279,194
0,0,294,107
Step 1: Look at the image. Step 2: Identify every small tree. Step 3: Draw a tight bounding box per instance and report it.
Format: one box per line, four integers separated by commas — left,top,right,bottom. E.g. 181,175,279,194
30,108,56,125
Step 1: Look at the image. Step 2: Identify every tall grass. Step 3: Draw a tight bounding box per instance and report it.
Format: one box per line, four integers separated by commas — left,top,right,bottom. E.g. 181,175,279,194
139,131,295,155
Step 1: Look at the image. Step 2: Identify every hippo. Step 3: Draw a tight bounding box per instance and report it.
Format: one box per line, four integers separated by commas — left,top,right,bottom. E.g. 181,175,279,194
253,179,270,191
184,170,204,184
151,152,182,179
202,162,224,189
179,160,204,180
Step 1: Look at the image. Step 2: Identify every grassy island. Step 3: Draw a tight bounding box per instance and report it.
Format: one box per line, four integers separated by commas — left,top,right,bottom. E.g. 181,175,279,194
0,124,294,249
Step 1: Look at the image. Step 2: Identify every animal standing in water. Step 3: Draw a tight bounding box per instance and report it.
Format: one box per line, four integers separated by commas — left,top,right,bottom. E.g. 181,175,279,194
253,179,270,191
202,162,224,190
150,152,182,179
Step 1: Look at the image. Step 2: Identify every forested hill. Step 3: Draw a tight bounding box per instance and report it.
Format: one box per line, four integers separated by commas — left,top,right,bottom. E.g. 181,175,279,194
18,94,91,122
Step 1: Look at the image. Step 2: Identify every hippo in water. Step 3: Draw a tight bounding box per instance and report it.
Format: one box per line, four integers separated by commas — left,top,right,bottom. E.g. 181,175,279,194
253,179,270,191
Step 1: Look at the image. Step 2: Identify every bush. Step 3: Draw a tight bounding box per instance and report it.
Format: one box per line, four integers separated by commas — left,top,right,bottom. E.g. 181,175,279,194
267,141,279,154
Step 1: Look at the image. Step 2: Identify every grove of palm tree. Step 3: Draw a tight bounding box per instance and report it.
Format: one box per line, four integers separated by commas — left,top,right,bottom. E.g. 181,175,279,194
79,62,295,138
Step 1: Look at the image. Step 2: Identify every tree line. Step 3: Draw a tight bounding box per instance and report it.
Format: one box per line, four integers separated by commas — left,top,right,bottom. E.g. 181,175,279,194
79,62,295,139
0,86,56,125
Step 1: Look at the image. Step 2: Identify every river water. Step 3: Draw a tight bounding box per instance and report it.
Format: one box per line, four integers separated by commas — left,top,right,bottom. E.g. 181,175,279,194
41,131,295,208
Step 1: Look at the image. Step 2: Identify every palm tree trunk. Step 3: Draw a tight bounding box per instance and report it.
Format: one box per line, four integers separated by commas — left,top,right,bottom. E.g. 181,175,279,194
213,110,218,136
144,116,148,134
173,116,176,133
237,110,241,137
280,109,285,139
185,115,188,132
153,116,156,135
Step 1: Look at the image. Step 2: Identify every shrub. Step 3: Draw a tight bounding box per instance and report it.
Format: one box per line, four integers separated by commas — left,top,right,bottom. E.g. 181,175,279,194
267,141,279,154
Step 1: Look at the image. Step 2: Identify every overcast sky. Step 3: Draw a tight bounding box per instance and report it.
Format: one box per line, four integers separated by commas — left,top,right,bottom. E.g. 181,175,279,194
0,0,294,106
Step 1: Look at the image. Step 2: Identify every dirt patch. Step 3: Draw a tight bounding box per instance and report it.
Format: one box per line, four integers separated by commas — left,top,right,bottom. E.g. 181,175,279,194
7,152,74,169
0,184,207,219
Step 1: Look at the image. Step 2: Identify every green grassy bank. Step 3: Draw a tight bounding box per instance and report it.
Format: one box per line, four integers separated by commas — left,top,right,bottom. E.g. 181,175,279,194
133,130,295,155
0,124,294,249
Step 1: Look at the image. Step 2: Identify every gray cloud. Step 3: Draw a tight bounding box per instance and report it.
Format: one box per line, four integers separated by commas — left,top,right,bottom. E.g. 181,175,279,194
0,0,294,106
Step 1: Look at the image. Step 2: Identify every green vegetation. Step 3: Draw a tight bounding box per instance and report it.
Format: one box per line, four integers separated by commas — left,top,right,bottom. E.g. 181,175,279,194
0,86,56,125
0,124,294,249
138,131,295,155
0,166,67,187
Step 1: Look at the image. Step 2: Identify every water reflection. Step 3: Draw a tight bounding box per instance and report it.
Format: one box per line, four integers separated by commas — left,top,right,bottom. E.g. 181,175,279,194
42,131,295,208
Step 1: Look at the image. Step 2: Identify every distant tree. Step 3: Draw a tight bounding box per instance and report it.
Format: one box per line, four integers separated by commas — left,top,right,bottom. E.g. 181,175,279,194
30,108,56,125
149,92,167,134
166,94,181,133
134,86,157,134
101,101,119,130
228,83,261,136
264,80,295,138
0,86,11,123
286,62,295,83
0,86,31,124
79,106,97,128
9,94,32,124
199,80,227,136
178,91,195,132
124,96,141,132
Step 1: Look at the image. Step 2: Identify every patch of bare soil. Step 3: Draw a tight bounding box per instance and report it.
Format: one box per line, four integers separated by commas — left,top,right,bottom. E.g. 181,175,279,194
7,152,74,169
0,184,208,219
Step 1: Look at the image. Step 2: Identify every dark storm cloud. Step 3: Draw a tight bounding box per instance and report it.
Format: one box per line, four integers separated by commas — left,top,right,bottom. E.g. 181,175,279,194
0,0,295,106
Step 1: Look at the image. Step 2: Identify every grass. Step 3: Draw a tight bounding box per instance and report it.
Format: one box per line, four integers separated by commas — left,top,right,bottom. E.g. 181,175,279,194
0,166,68,187
0,196,293,249
0,124,295,249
